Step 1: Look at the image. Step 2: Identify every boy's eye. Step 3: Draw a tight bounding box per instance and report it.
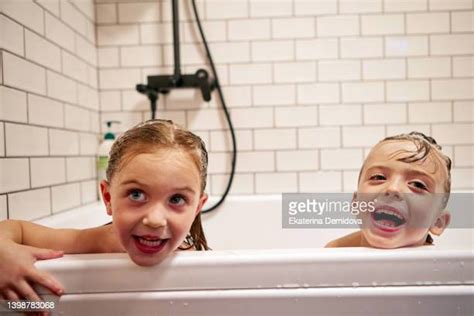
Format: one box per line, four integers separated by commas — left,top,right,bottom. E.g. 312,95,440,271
169,194,186,206
369,174,386,181
128,189,146,202
410,181,428,191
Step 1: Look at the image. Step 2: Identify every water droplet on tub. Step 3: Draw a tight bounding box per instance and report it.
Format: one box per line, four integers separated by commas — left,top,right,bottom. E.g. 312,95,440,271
294,298,299,303
169,301,174,305
371,282,378,287
417,300,422,305
352,282,359,288
277,284,282,288
183,302,189,307
460,261,465,267
303,283,309,288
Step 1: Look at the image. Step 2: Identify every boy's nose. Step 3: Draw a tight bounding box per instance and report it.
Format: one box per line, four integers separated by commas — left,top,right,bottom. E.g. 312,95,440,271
142,204,167,228
383,178,404,200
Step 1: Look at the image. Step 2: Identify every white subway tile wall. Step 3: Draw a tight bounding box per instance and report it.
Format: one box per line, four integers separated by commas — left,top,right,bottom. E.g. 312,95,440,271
343,170,359,193
211,173,254,195
1,0,473,221
1,0,98,220
8,188,51,220
276,150,319,171
1,86,28,123
0,195,7,221
300,171,342,192
5,123,49,156
454,146,474,167
210,129,253,151
1,15,25,56
256,172,298,193
0,123,4,156
51,182,81,213
81,179,98,204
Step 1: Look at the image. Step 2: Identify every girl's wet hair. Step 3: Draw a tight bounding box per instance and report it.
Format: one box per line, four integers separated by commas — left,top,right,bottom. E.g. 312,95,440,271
106,119,210,250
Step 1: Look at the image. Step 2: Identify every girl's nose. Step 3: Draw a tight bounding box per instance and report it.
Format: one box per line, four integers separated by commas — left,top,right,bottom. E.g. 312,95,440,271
142,204,167,228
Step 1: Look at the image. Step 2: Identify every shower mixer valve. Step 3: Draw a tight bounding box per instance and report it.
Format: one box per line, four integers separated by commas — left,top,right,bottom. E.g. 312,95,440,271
136,0,217,120
136,69,216,102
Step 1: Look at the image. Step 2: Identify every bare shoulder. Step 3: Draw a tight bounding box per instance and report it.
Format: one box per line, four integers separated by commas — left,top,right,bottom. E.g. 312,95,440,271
24,221,124,253
325,231,363,248
79,224,124,253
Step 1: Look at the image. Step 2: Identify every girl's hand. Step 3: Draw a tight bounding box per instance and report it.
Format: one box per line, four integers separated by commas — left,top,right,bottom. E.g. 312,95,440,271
0,238,64,301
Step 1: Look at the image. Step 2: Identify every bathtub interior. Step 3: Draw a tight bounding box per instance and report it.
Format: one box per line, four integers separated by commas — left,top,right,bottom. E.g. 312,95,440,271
34,194,474,250
201,195,474,250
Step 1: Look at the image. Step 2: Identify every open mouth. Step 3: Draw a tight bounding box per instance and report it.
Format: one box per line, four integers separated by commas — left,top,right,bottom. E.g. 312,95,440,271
133,235,168,254
371,207,407,231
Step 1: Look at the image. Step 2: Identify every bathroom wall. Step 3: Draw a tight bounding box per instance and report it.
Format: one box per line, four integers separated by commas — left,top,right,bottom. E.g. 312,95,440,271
0,0,99,220
95,0,473,196
1,0,473,221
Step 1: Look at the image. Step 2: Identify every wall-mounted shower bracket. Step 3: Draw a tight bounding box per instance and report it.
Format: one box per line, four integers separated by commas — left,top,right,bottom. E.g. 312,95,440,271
136,0,216,119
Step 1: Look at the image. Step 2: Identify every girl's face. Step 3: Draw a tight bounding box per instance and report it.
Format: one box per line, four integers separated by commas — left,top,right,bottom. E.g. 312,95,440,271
356,141,450,249
101,148,207,266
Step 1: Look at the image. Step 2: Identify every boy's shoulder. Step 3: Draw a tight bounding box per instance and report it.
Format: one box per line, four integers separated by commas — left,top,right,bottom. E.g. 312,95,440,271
325,231,362,248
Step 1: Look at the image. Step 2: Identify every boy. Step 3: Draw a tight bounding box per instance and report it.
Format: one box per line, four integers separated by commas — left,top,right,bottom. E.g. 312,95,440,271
326,132,451,248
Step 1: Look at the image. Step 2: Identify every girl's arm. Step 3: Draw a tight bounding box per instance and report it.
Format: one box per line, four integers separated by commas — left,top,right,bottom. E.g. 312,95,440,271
0,237,64,301
0,220,122,301
0,220,113,253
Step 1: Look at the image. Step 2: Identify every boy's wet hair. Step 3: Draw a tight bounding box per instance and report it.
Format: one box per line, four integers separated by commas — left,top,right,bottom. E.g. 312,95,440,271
382,131,452,195
106,119,210,250
358,131,452,195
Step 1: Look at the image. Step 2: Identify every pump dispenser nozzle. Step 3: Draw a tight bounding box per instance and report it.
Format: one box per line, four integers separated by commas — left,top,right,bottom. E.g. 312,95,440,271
97,120,120,201
103,120,120,140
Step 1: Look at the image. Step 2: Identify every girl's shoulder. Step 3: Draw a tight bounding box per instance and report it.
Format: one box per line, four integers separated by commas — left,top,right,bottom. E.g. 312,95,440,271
81,224,125,253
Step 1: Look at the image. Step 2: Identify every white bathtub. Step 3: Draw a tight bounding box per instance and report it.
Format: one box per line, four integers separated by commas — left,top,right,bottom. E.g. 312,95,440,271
30,195,473,315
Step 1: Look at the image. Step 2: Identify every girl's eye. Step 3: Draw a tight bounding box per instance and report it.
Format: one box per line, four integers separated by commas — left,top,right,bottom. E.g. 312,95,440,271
369,174,386,181
128,189,146,202
169,194,186,206
410,181,428,191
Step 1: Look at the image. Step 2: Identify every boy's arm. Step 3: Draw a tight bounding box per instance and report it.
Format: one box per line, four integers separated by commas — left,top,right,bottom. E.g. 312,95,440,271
325,231,362,247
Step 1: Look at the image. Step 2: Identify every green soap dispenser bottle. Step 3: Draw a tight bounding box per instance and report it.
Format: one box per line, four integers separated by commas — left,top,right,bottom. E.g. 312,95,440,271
97,121,120,201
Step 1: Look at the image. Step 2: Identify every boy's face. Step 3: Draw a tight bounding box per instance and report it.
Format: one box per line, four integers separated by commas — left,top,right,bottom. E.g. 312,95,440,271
355,140,450,248
101,148,207,266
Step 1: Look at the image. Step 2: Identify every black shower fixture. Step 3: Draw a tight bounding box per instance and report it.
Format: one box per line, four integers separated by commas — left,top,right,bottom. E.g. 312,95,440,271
147,68,215,102
137,0,236,214
136,0,216,119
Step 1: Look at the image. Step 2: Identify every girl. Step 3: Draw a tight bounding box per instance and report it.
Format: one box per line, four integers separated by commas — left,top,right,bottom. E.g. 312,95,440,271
0,119,209,301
